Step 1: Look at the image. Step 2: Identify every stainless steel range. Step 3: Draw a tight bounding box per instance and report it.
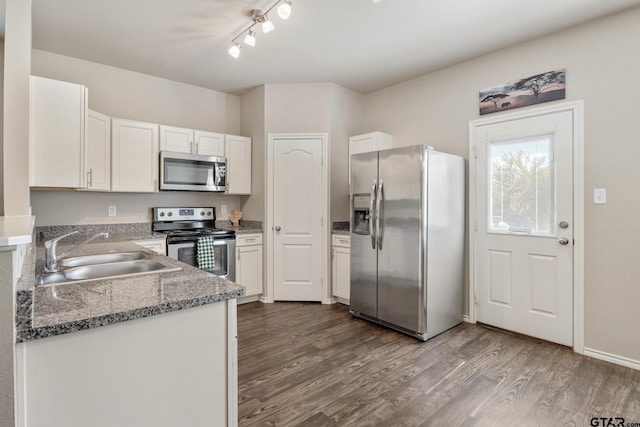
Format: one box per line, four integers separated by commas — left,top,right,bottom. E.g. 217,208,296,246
152,207,235,281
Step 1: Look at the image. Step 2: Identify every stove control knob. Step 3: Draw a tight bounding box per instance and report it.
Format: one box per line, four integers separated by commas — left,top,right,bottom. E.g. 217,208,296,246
159,212,165,217
168,212,173,217
207,212,212,216
200,211,205,216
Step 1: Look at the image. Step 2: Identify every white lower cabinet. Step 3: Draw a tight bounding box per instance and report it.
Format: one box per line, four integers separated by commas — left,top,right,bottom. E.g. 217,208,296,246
15,301,238,427
332,234,351,303
131,238,167,255
235,233,262,297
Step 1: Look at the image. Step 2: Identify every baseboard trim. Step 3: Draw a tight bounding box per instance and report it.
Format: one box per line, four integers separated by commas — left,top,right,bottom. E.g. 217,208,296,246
462,315,471,323
238,295,261,305
584,347,640,371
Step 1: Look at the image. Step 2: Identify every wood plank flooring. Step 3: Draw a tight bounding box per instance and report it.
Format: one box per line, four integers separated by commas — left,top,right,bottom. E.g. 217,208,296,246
238,302,640,426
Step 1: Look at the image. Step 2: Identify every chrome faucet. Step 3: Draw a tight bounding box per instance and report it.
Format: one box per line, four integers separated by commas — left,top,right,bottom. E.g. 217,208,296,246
44,231,109,273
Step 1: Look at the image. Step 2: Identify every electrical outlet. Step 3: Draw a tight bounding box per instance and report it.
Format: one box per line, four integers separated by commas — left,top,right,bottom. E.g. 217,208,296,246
220,205,227,215
108,205,117,216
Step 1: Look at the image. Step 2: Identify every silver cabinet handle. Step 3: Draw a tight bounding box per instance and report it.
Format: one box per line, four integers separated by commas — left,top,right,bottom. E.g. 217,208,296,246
275,226,281,231
370,180,377,250
377,179,384,250
558,238,569,245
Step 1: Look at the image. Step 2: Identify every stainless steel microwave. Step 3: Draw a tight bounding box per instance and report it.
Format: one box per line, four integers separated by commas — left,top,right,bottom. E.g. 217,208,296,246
160,151,227,192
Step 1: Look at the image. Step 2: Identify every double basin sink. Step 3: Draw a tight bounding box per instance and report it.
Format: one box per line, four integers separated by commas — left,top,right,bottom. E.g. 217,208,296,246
36,251,181,286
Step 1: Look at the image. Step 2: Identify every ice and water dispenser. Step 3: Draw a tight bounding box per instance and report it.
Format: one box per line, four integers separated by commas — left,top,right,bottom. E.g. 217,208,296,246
352,194,371,235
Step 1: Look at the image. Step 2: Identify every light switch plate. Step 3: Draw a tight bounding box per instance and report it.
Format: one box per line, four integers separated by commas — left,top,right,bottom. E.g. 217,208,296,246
108,205,117,216
594,188,607,204
220,205,227,215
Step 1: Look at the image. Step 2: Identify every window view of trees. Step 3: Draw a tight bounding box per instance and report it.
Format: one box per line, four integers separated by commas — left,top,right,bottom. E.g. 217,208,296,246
490,148,552,233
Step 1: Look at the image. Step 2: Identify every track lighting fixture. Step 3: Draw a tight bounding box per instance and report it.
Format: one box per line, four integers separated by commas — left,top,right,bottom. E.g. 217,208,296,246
228,0,293,58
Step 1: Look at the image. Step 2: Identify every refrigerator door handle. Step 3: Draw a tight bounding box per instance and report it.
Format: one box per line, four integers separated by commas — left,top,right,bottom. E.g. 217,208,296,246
377,179,384,250
370,179,377,249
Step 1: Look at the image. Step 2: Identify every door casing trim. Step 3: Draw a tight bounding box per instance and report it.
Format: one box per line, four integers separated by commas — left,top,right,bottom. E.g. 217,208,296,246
468,100,584,354
263,133,331,304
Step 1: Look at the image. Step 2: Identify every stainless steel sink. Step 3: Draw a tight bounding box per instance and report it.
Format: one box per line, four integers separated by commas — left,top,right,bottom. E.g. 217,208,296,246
64,259,173,280
60,251,148,268
36,254,181,286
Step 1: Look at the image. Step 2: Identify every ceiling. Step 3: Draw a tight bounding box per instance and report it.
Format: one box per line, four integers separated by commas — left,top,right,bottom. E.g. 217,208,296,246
28,0,640,95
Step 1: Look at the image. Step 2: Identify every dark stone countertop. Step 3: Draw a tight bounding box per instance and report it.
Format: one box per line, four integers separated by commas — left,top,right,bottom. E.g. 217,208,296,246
16,240,244,343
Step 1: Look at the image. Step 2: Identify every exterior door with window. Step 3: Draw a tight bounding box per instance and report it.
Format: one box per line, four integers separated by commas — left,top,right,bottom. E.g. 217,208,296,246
475,110,573,346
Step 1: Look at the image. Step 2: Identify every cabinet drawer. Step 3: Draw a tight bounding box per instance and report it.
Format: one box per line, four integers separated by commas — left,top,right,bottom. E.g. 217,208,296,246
236,233,262,247
332,234,350,248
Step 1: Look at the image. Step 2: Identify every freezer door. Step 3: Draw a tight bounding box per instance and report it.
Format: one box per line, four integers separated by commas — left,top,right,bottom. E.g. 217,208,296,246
377,145,426,333
350,151,379,318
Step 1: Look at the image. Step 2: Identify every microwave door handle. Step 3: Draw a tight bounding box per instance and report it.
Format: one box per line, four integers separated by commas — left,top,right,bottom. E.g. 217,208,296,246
370,180,377,250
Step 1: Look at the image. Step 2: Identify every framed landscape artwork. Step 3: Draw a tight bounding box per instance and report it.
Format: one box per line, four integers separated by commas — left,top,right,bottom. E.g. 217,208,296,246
479,69,566,115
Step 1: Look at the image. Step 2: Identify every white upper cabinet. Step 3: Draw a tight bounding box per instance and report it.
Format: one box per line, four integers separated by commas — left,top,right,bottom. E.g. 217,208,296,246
194,130,225,157
348,131,392,187
349,131,392,155
160,125,225,157
83,110,111,192
111,118,159,193
225,135,252,195
30,76,87,188
159,125,193,154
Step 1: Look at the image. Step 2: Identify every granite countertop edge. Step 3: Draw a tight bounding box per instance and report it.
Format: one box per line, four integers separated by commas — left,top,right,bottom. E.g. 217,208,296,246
16,288,245,343
16,238,247,343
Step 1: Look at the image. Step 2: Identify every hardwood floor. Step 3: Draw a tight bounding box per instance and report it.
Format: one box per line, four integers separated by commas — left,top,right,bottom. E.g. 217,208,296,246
238,302,640,426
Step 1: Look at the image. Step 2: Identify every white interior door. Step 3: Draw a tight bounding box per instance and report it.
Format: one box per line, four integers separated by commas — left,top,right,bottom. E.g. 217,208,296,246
475,110,574,346
272,137,324,301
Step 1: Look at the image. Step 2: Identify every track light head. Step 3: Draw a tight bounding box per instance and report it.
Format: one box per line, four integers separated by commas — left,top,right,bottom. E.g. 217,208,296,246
277,1,292,19
244,30,256,47
228,42,240,58
261,16,275,33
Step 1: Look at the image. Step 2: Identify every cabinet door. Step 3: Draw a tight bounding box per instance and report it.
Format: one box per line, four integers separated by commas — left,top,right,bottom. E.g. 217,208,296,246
236,244,263,297
195,131,225,156
111,119,159,192
30,76,87,188
160,125,194,153
83,110,111,191
332,246,351,301
348,132,392,187
225,135,252,195
131,238,167,255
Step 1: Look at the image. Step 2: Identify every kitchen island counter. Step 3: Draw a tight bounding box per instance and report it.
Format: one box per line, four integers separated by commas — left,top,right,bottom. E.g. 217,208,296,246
16,240,244,343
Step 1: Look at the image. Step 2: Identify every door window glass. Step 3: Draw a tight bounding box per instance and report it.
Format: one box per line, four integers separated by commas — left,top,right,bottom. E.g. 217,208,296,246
488,134,555,235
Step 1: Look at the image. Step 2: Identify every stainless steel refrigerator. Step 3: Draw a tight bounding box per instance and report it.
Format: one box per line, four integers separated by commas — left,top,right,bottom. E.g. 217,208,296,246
350,144,464,341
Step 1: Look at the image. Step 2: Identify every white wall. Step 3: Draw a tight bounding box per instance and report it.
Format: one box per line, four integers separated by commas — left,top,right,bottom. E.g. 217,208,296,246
3,0,31,216
30,50,244,226
239,86,265,221
266,83,366,221
364,7,640,362
0,40,4,216
330,85,365,220
30,191,241,226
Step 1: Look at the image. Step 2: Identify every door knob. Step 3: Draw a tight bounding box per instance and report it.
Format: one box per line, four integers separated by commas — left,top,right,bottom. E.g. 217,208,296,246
275,226,281,231
558,238,569,245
